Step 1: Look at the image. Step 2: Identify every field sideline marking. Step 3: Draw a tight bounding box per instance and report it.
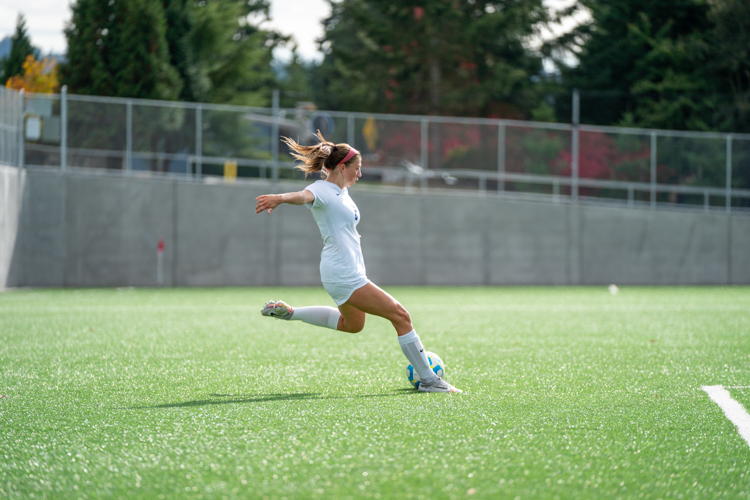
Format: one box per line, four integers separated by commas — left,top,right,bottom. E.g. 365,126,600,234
702,385,750,448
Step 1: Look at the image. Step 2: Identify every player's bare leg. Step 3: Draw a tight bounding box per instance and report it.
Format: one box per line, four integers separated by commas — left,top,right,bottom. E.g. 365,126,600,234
344,283,461,393
343,282,412,335
336,302,365,333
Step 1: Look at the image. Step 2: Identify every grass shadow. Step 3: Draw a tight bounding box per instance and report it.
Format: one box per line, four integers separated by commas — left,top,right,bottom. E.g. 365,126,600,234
129,388,419,410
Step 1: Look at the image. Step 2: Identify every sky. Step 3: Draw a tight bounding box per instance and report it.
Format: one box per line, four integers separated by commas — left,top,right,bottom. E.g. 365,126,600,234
0,0,586,63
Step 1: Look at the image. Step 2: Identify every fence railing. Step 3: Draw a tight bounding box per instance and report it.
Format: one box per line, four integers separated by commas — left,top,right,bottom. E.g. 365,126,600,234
0,87,23,167
3,86,750,213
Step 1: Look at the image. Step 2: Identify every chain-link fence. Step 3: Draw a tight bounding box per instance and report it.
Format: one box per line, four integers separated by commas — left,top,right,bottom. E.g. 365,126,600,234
0,87,22,167
5,86,750,212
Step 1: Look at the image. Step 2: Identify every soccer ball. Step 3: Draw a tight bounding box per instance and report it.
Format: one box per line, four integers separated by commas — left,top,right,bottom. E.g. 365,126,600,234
406,351,444,389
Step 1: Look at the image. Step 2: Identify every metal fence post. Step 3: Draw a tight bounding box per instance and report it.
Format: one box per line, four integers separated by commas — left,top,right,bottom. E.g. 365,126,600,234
420,119,428,169
125,99,132,174
347,113,354,146
726,134,732,213
571,89,579,200
271,89,280,185
0,89,5,165
0,89,4,165
61,86,67,172
195,103,202,179
498,122,505,193
650,132,657,208
18,89,25,169
420,118,428,191
0,89,3,164
4,89,8,164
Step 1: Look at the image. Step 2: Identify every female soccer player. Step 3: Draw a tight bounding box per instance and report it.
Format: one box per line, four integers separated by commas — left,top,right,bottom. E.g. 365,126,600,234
255,134,461,393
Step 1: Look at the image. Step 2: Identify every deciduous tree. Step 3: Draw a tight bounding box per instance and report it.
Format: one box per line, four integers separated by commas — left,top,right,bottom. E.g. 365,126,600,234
5,54,59,93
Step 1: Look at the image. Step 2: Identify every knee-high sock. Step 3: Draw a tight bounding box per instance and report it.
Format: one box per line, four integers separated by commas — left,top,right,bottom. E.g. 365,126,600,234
398,330,438,383
290,306,340,330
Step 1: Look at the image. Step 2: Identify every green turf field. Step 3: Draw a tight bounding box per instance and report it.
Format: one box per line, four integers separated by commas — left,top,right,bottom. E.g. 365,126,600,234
1,286,749,499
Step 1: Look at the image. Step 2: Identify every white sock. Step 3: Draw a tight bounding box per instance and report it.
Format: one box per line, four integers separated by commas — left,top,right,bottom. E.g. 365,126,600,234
398,330,438,383
290,306,340,330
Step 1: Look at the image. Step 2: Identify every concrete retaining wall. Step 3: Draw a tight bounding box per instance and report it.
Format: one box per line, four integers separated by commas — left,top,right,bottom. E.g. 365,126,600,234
4,167,749,288
0,165,24,289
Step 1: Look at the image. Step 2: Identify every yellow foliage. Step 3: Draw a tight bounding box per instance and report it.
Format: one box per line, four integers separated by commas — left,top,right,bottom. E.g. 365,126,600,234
5,54,60,93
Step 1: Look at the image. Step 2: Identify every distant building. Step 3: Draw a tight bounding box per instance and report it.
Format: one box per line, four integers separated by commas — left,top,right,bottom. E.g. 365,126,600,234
0,36,11,60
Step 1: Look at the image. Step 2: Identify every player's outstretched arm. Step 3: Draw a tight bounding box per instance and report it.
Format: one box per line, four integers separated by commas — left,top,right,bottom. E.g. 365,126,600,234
255,190,314,214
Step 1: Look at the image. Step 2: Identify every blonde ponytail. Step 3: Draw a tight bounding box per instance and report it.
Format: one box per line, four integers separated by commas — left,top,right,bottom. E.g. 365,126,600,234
282,131,360,178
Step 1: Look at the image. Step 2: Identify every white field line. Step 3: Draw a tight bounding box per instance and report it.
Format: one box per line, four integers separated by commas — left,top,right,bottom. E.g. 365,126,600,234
702,385,750,448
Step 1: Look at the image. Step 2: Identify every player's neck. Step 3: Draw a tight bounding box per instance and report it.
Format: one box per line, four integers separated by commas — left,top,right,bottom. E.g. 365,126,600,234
325,173,345,190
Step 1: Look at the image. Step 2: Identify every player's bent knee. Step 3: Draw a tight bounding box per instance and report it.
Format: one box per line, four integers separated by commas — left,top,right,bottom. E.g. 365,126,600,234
392,303,411,327
344,323,364,334
340,318,365,334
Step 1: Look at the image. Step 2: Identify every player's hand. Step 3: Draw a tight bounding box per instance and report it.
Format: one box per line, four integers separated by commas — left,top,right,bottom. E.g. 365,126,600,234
255,194,282,214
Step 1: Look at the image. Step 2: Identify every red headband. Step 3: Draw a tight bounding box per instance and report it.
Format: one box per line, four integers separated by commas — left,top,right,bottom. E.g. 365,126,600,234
336,147,359,167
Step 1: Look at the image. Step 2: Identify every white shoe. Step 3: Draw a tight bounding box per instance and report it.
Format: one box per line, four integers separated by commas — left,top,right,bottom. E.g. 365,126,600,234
418,377,463,393
261,300,294,320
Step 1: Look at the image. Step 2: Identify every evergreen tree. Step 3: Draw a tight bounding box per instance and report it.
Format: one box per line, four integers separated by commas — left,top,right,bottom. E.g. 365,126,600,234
162,0,201,102
60,0,181,100
550,0,715,130
311,0,549,118
707,0,750,133
547,0,750,201
1,14,39,83
274,48,313,108
159,0,283,106
189,0,281,106
708,0,750,198
60,0,183,172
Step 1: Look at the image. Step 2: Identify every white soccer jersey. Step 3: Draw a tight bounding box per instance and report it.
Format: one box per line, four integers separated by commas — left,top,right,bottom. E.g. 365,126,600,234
305,180,367,288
